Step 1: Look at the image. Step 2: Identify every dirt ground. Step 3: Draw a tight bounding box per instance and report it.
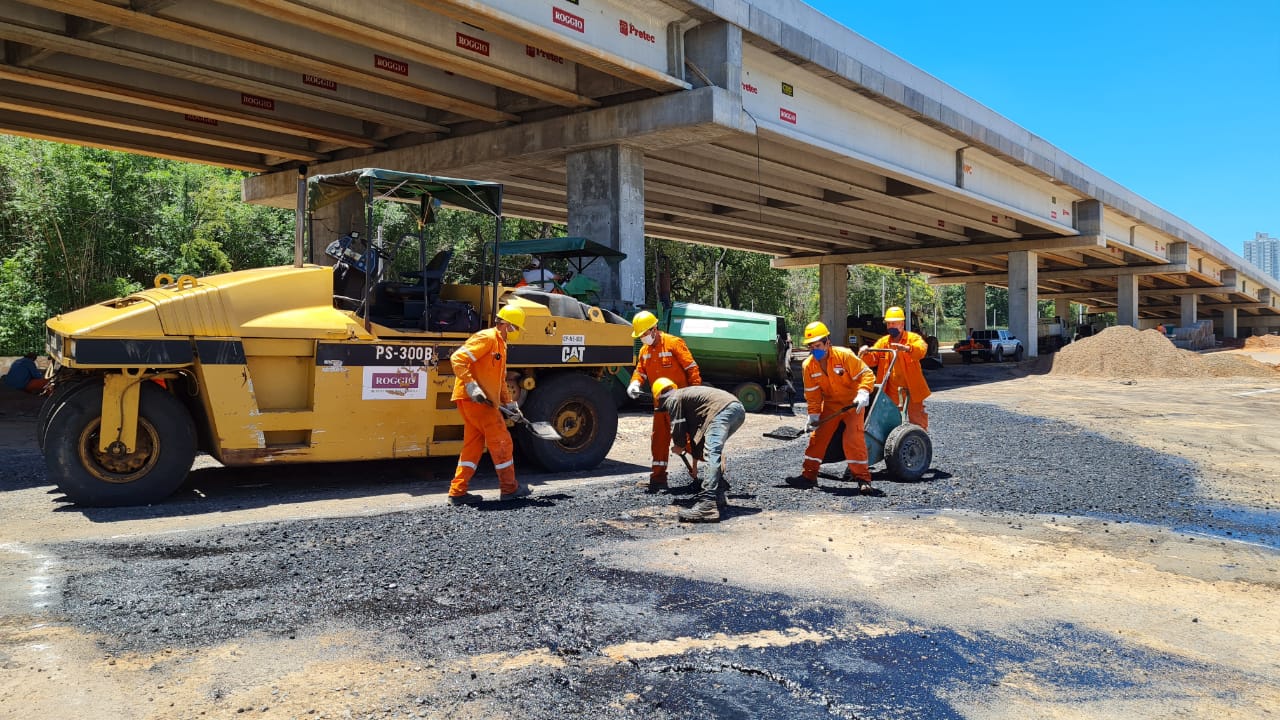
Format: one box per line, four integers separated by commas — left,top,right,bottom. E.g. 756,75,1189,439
1,355,1278,718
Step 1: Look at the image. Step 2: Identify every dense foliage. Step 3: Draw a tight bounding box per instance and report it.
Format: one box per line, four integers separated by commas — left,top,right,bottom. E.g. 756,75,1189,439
1,137,1035,353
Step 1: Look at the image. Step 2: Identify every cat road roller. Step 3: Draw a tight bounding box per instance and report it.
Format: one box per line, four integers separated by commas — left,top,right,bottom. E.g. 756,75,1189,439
39,168,636,506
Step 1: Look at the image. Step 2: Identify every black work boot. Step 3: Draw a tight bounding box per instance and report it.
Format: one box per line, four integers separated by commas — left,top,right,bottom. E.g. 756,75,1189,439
715,489,728,510
500,484,533,501
447,492,482,506
785,475,817,489
677,499,721,523
637,473,669,493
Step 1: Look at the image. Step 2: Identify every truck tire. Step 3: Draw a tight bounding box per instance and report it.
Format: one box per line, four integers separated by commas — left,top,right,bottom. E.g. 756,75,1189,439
517,372,618,472
1013,345,1025,362
37,376,97,452
994,347,1004,363
732,381,766,413
884,423,931,481
44,381,196,507
960,351,972,365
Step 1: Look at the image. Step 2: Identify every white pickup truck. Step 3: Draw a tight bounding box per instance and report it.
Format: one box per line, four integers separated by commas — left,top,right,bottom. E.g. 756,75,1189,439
953,329,1025,363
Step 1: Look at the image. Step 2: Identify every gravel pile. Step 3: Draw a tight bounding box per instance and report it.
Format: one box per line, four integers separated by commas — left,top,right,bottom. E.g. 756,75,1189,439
1243,334,1280,350
1051,325,1277,378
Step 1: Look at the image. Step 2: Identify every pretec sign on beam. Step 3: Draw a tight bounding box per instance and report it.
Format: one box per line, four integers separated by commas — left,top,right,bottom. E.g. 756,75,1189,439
477,0,678,72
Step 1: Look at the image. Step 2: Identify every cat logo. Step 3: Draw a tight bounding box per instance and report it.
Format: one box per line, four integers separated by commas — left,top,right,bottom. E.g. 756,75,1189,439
562,345,585,362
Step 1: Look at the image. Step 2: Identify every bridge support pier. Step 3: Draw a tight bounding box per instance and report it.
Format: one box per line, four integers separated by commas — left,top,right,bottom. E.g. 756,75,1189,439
567,145,646,312
1180,294,1198,329
964,282,986,332
1117,275,1139,328
1008,251,1038,357
819,264,849,348
1221,307,1238,340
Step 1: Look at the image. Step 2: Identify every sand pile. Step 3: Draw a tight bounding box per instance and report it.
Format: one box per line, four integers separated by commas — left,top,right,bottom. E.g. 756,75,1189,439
1243,334,1280,350
1049,325,1277,378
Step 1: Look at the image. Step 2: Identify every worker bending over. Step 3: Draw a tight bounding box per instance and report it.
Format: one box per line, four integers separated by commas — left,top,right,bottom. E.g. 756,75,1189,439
653,379,746,523
861,306,931,430
447,304,533,505
627,310,701,492
787,321,876,492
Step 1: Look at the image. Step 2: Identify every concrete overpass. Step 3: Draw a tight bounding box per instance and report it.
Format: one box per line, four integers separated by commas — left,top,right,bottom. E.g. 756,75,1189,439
1,0,1276,352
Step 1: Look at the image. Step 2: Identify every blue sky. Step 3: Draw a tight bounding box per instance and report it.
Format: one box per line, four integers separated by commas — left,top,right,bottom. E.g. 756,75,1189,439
806,0,1280,258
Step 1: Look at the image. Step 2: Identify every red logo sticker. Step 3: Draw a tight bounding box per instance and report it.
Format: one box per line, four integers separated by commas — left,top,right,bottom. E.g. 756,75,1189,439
456,32,490,56
553,7,585,33
184,114,218,126
525,45,565,63
618,19,656,43
779,108,797,124
240,93,275,111
371,373,419,389
741,82,758,94
303,74,337,91
374,54,409,76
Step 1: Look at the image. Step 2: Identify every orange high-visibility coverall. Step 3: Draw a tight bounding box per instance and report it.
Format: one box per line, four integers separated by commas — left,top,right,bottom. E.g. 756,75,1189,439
629,331,701,479
865,330,931,430
801,345,876,482
450,328,518,497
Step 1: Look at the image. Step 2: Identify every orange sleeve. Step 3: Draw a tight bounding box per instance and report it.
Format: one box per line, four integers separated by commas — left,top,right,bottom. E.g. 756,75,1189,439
800,356,824,414
905,332,928,361
673,338,701,386
855,354,876,394
451,332,489,387
629,350,649,386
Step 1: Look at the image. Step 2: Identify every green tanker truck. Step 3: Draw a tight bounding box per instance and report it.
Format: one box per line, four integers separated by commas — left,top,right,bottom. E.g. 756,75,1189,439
649,301,796,412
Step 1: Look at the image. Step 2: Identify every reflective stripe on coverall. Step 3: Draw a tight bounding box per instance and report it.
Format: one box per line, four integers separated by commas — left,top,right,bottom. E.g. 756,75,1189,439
629,331,702,478
450,328,517,496
866,330,931,430
801,345,875,482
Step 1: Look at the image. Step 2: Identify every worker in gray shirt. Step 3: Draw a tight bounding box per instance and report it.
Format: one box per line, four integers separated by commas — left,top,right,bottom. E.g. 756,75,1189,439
652,378,746,523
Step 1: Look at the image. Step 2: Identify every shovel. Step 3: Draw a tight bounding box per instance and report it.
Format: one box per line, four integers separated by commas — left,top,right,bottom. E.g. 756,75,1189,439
763,402,858,440
499,405,564,441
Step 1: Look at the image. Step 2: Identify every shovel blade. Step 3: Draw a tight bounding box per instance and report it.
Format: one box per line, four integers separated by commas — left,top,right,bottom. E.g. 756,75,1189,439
525,421,563,441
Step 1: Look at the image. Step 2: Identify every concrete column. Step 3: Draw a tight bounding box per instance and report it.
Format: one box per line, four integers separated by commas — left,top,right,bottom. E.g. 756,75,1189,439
1007,251,1038,357
1054,298,1072,326
1180,294,1198,328
964,282,986,333
1221,307,1238,339
309,192,366,265
683,21,742,92
567,145,645,309
819,264,849,347
1116,275,1139,328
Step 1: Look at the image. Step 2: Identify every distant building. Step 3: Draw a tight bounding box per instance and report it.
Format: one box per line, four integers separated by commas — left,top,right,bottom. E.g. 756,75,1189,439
1244,232,1280,280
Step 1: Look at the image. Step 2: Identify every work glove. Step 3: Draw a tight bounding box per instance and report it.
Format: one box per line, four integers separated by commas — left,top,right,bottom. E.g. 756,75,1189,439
465,381,488,405
503,401,523,419
858,345,869,356
805,414,821,432
854,389,870,411
626,381,642,399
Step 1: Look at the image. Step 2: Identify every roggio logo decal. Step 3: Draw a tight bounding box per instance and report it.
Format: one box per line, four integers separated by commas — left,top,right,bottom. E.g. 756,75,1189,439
374,54,409,75
618,20,656,43
553,7,585,33
779,107,797,124
456,32,490,56
371,372,419,389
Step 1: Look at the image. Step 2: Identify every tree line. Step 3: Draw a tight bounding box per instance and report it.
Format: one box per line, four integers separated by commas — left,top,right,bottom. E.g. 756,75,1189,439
1,137,997,355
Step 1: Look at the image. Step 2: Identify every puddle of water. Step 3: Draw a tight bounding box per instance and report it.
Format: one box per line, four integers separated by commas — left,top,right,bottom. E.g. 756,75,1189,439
1178,505,1280,548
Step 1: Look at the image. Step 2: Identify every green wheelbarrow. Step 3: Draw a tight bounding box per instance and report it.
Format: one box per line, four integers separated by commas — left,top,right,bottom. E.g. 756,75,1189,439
819,347,932,480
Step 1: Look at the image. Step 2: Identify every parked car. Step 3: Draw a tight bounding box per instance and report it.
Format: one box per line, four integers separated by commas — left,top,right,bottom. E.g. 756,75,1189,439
953,329,1025,363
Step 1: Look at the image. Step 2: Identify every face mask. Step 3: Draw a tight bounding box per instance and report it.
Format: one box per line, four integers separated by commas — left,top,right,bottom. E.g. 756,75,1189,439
641,333,656,346
887,327,901,339
810,346,827,361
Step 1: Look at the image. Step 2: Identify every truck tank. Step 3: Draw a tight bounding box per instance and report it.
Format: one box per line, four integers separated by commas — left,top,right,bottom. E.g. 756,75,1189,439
659,302,794,412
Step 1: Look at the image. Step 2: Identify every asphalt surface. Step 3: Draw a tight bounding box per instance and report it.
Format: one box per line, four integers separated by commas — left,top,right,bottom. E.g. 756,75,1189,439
43,393,1262,720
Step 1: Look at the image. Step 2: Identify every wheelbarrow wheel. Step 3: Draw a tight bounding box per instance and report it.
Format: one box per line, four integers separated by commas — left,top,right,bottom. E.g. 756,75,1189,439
884,423,931,481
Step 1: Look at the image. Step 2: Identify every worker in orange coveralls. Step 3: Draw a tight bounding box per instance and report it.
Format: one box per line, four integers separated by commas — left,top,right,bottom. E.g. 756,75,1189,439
447,304,533,506
786,321,876,492
627,310,702,492
861,306,931,430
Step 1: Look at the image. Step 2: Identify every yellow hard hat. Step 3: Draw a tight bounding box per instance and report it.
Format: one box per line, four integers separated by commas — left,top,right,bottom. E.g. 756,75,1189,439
885,306,905,322
651,377,678,399
631,310,658,338
496,304,526,330
802,321,830,344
